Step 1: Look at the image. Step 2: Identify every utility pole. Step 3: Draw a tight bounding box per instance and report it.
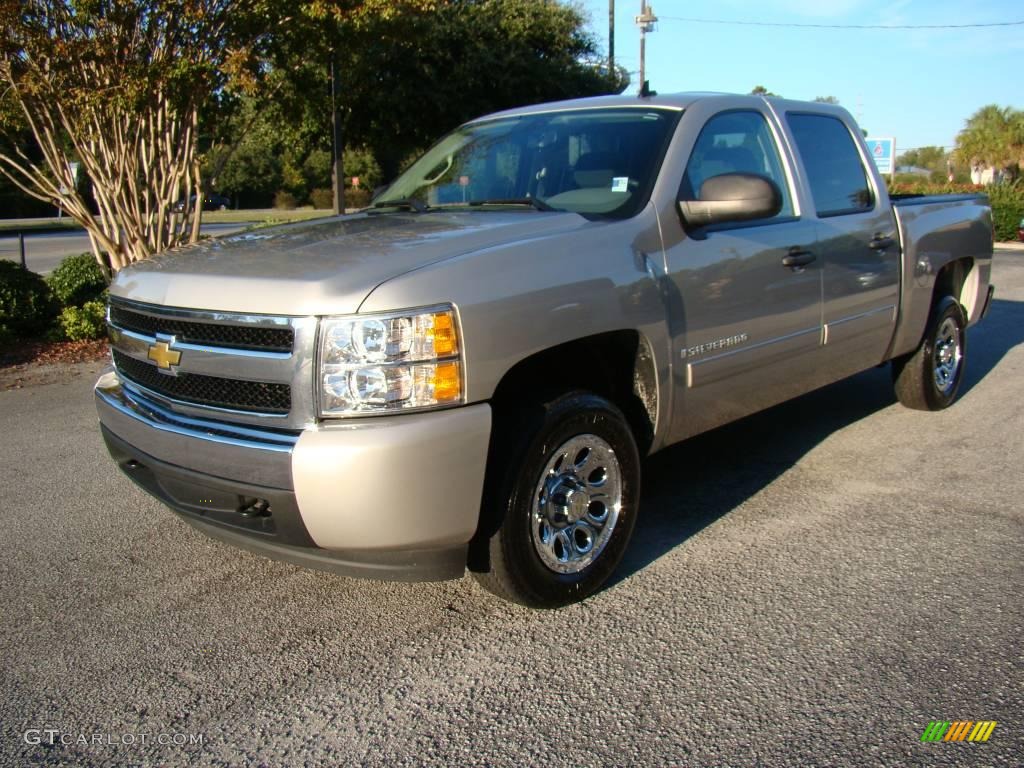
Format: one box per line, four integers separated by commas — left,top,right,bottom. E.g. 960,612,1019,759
635,1,657,92
330,52,345,215
608,0,615,74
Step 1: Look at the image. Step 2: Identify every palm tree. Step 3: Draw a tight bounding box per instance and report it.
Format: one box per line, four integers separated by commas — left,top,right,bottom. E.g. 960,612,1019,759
955,105,1023,180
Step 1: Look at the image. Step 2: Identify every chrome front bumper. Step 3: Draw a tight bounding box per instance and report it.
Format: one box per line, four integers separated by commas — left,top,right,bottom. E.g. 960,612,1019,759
95,369,297,489
95,370,493,581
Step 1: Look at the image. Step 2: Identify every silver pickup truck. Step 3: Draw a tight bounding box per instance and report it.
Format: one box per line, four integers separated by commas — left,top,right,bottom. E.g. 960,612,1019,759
95,93,994,607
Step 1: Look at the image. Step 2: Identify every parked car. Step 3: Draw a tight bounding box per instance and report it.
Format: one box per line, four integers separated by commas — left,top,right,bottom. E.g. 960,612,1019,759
1018,217,1023,242
172,193,230,212
96,92,994,607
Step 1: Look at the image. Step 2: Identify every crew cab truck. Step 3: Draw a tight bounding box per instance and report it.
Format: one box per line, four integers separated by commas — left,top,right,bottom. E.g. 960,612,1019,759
95,93,994,608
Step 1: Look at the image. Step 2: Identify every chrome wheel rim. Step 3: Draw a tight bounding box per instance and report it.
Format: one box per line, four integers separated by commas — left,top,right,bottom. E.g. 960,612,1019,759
531,434,622,574
933,316,962,394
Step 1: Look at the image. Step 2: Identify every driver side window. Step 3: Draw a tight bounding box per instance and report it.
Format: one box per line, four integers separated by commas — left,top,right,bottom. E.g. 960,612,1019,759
681,110,794,219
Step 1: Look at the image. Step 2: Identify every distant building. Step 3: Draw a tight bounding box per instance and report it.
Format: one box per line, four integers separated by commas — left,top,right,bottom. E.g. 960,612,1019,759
896,165,931,178
969,165,1015,185
970,165,996,185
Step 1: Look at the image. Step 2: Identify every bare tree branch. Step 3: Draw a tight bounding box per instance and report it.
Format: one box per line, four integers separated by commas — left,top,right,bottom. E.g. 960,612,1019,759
0,0,252,271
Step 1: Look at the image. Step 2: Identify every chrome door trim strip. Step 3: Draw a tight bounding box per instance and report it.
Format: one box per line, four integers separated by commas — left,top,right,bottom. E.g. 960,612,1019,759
822,304,897,345
686,326,821,388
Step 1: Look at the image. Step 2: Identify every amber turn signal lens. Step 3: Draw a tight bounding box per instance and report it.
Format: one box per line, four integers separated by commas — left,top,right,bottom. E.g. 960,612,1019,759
431,312,458,358
432,361,461,402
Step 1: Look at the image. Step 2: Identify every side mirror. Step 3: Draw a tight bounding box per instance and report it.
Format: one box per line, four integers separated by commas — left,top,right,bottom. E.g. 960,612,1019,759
678,173,782,228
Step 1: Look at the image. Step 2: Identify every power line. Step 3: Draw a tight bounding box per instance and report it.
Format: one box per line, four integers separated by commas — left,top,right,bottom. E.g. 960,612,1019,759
658,16,1024,30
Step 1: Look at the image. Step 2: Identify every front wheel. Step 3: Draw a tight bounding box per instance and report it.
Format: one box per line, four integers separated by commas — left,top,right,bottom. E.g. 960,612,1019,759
472,393,641,608
892,296,967,411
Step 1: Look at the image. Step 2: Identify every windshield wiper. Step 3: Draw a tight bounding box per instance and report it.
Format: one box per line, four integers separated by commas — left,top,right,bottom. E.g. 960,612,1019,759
468,197,558,212
371,198,430,212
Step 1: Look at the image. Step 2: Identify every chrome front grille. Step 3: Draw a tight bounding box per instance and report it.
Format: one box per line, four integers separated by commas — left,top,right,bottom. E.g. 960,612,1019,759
106,298,317,429
111,350,292,414
109,304,294,353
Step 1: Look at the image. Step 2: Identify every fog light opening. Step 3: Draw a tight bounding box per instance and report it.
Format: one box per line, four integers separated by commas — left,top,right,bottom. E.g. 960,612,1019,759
237,498,272,518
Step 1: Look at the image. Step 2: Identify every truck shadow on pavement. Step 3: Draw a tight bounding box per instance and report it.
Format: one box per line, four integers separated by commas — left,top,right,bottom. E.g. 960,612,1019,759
612,297,1024,585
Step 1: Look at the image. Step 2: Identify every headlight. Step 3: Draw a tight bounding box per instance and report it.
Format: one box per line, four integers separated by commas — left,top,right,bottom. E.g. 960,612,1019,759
318,306,463,417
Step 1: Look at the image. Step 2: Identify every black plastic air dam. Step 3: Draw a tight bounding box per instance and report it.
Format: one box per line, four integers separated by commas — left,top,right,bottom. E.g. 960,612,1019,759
100,425,468,582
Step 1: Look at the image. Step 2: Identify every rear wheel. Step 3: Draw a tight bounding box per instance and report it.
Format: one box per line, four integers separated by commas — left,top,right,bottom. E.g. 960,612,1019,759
892,296,967,411
472,392,640,608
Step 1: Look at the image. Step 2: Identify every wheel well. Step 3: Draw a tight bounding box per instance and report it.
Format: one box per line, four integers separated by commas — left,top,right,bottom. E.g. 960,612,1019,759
488,330,656,455
468,331,657,571
932,257,975,318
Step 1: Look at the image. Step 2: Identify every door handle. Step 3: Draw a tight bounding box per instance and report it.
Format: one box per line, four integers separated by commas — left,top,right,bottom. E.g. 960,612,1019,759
869,234,896,251
782,249,816,269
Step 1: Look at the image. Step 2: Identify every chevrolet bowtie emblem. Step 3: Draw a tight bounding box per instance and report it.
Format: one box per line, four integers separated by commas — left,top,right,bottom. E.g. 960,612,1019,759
147,340,182,370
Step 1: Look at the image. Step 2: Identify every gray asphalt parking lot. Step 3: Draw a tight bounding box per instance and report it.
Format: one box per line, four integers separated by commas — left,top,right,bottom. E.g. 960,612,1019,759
1,251,1022,767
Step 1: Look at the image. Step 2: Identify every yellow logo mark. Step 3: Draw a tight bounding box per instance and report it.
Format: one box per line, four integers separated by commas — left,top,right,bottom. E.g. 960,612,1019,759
966,721,998,742
147,340,182,370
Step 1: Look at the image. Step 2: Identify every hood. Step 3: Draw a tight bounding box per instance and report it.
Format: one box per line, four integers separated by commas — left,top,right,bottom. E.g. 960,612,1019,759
111,210,589,316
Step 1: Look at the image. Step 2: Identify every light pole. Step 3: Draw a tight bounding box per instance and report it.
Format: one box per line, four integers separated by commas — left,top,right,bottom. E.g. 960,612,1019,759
330,52,344,215
608,0,615,75
635,1,657,93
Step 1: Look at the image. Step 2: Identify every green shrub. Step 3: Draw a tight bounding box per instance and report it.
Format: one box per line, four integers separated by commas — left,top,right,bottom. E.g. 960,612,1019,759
309,187,334,210
887,179,1024,242
47,252,108,307
986,182,1024,242
345,187,372,209
0,260,57,338
273,190,298,210
58,300,107,341
887,181,986,196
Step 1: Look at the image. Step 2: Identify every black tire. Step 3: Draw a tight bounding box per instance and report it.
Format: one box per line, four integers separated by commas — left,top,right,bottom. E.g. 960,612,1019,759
472,392,641,608
892,296,967,411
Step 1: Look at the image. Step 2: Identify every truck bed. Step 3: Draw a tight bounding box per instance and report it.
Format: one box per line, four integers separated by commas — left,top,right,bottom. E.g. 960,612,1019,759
889,193,993,359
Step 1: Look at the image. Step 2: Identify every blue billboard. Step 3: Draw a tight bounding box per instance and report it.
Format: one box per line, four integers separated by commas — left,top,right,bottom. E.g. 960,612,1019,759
866,138,896,175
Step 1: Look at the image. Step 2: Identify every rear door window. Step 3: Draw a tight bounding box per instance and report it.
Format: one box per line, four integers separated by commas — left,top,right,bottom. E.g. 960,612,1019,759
787,114,874,217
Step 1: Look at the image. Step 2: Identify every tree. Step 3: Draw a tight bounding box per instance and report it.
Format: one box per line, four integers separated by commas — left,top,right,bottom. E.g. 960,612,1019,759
0,1,268,271
1,1,622,269
750,85,780,97
955,105,1024,180
895,146,962,183
275,0,626,181
896,146,946,173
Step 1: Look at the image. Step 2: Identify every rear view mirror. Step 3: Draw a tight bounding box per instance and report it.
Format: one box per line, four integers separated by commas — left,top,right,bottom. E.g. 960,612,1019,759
526,129,559,149
678,173,782,228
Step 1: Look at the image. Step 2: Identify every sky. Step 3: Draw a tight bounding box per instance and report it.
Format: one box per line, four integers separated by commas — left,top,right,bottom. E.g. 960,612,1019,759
578,0,1023,157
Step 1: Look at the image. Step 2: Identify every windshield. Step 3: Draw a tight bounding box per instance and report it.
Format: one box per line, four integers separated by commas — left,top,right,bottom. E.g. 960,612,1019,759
375,108,680,219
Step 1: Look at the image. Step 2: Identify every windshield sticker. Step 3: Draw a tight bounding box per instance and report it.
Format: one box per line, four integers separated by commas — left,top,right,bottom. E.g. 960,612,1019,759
611,177,629,193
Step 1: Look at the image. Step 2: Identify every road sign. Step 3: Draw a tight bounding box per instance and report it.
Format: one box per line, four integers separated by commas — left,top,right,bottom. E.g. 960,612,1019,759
865,138,896,176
